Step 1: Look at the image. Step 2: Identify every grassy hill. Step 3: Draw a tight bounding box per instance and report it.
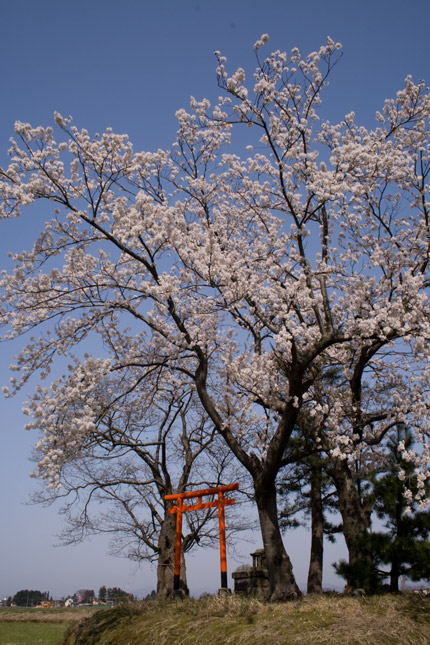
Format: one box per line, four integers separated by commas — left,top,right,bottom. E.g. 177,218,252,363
62,593,430,645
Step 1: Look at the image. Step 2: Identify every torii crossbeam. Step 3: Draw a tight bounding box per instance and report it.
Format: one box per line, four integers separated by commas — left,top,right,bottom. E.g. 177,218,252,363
165,483,239,591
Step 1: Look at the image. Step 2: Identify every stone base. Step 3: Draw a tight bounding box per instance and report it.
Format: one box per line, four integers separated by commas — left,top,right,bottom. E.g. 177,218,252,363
232,568,269,596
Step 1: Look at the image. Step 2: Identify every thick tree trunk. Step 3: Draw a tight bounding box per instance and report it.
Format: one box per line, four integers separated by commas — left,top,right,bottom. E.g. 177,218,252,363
194,364,303,600
307,464,323,594
329,458,372,592
390,480,405,592
255,479,302,601
390,557,400,592
156,513,189,597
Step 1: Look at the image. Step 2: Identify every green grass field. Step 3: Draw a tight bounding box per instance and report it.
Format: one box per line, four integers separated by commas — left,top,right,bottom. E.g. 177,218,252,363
0,607,96,645
0,621,66,645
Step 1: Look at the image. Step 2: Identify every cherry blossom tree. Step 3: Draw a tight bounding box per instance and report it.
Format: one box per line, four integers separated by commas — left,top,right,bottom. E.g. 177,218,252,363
29,373,239,597
2,35,430,600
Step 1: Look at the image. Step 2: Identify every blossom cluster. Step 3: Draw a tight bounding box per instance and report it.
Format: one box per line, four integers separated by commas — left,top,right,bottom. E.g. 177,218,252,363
1,36,429,508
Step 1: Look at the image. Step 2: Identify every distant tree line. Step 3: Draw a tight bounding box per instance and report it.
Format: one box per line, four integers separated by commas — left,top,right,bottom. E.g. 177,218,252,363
9,586,134,605
97,586,134,603
72,587,134,603
11,590,51,606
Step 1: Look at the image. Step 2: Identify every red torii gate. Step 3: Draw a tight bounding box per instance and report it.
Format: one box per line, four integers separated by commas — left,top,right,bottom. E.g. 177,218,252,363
165,483,239,591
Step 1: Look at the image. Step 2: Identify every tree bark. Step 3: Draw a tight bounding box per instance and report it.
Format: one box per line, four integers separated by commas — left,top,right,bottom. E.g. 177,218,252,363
329,458,372,591
254,479,302,601
390,555,400,592
389,475,406,592
195,357,303,601
156,513,189,597
307,463,323,594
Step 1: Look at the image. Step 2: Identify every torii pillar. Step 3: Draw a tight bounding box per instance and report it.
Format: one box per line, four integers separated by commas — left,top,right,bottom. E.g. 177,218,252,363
165,483,239,592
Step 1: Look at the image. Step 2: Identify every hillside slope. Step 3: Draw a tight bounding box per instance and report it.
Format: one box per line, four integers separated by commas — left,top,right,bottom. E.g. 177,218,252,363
62,594,430,645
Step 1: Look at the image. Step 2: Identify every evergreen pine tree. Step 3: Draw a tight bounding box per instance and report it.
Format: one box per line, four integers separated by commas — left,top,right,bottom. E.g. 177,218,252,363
369,426,430,591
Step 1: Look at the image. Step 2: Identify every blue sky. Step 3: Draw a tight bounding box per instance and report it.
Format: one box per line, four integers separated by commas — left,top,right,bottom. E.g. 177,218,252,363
1,0,430,599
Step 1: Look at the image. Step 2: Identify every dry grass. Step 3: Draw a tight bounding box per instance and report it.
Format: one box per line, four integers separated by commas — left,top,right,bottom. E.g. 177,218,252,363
0,607,96,624
62,593,430,645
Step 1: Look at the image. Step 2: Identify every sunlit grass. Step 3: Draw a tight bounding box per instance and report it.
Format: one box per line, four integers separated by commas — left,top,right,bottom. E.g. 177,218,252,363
0,607,97,645
0,620,67,645
62,594,430,645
